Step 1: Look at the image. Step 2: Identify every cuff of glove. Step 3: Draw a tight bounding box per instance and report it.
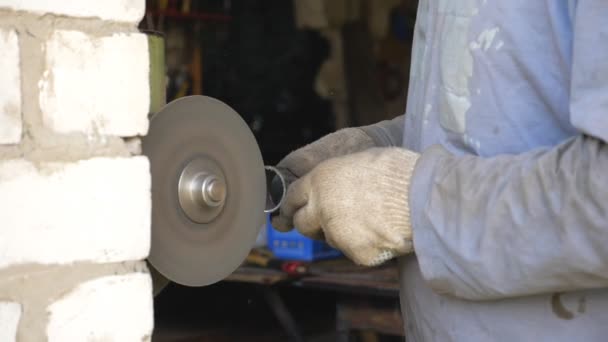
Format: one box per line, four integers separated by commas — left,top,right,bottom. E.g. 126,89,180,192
367,147,420,264
277,127,376,178
339,127,376,152
359,116,405,147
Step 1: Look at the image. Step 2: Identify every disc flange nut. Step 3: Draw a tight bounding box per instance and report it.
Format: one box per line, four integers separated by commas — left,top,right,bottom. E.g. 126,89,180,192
178,157,228,224
201,175,226,207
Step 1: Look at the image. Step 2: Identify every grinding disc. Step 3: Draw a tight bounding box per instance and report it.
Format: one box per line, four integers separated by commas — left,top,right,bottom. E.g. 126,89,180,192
143,95,266,287
149,261,170,296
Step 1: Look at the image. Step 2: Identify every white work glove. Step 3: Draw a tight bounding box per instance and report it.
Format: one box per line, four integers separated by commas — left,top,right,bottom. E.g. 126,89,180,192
275,147,420,266
272,127,376,228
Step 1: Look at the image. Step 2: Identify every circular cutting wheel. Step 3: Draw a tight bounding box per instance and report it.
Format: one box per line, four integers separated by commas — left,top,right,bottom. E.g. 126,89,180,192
143,96,266,287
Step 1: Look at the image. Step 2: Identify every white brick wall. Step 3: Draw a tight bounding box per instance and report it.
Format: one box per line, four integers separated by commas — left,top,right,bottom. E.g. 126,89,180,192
47,274,153,341
0,0,145,23
39,30,149,137
0,1,153,339
0,29,21,144
0,157,151,268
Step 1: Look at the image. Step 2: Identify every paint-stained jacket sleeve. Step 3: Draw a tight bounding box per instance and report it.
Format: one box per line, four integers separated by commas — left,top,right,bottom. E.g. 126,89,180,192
360,115,404,147
410,0,608,300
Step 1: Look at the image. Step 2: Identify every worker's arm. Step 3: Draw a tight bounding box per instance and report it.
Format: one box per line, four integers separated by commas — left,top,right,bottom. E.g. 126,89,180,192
412,0,608,300
413,136,608,300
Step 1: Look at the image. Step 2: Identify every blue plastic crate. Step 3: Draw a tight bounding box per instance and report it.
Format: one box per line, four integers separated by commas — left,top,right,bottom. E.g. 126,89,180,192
266,216,342,261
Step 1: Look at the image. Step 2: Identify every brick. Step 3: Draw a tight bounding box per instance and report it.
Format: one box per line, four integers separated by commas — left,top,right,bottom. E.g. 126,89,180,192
47,274,153,341
39,30,149,137
0,157,150,269
0,302,21,342
0,29,21,144
0,0,145,23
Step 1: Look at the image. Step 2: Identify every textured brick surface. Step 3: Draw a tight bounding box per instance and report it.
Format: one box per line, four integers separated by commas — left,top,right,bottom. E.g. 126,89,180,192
46,274,153,341
0,302,21,342
0,0,145,23
39,30,149,137
0,157,151,269
0,29,21,144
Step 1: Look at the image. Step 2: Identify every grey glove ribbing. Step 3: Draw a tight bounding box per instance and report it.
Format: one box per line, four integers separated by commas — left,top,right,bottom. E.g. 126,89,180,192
277,127,375,178
360,115,405,147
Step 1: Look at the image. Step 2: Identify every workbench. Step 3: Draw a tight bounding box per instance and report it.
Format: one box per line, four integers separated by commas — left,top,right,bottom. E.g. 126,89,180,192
224,257,404,341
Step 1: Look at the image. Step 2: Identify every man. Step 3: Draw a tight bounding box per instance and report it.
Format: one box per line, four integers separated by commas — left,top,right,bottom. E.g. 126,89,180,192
272,0,608,340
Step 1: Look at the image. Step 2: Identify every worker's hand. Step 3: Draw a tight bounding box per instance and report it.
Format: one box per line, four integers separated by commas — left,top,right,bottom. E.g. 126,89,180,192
271,128,376,229
276,147,420,266
277,127,375,180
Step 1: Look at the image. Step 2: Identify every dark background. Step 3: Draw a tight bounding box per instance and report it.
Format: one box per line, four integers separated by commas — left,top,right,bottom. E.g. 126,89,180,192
141,1,417,340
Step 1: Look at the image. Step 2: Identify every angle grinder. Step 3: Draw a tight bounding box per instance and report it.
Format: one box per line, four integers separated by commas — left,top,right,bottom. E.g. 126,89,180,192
143,95,288,294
